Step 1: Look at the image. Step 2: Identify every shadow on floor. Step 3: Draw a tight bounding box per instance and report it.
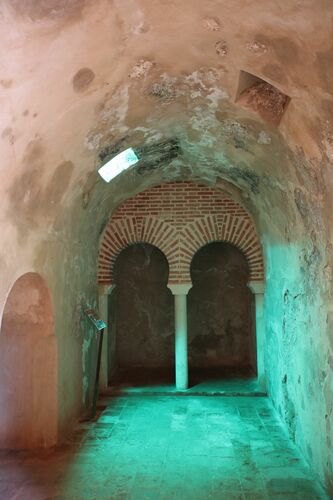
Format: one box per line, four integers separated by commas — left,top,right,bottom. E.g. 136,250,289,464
106,367,265,396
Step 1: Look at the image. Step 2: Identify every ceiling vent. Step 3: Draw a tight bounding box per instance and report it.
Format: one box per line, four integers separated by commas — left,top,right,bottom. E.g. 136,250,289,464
236,70,290,125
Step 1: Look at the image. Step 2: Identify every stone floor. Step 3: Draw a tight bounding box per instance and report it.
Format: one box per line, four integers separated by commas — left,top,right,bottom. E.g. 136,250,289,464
0,395,328,499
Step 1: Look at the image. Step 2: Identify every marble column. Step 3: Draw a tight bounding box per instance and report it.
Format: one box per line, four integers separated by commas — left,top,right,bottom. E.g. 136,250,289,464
168,284,192,390
248,281,265,390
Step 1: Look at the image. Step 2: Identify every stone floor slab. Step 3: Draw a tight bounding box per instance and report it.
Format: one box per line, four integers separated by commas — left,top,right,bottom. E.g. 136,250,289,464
0,395,328,499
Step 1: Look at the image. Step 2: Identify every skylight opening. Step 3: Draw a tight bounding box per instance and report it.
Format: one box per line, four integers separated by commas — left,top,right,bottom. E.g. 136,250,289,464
98,147,139,182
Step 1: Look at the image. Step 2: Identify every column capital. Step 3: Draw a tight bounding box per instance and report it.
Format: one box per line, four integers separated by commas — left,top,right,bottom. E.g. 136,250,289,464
168,283,192,296
247,281,265,294
98,283,116,295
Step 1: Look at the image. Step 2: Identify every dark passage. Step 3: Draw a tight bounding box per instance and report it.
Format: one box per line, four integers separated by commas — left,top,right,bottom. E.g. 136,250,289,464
110,243,174,384
188,242,256,385
109,241,256,390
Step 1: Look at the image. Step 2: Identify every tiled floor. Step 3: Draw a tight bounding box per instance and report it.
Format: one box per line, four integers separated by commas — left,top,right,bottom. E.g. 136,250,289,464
0,395,328,499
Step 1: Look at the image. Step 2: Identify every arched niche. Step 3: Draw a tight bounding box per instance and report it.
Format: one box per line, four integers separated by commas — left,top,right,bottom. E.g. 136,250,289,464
188,242,256,382
0,272,57,449
111,243,174,382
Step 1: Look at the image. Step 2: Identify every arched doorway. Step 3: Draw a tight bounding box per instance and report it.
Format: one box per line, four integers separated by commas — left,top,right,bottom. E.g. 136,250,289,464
97,182,265,391
0,273,57,448
110,243,174,386
188,242,256,385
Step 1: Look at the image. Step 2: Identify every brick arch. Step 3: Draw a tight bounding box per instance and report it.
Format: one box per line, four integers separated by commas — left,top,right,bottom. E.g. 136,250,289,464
178,214,264,283
98,182,264,286
98,216,179,284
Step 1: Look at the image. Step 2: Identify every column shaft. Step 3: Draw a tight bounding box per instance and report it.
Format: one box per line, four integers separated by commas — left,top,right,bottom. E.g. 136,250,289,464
168,284,191,391
254,293,265,390
248,281,265,391
174,293,188,390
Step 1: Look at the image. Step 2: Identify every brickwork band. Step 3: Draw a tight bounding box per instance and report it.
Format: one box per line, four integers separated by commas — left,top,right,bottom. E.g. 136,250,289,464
98,182,264,285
